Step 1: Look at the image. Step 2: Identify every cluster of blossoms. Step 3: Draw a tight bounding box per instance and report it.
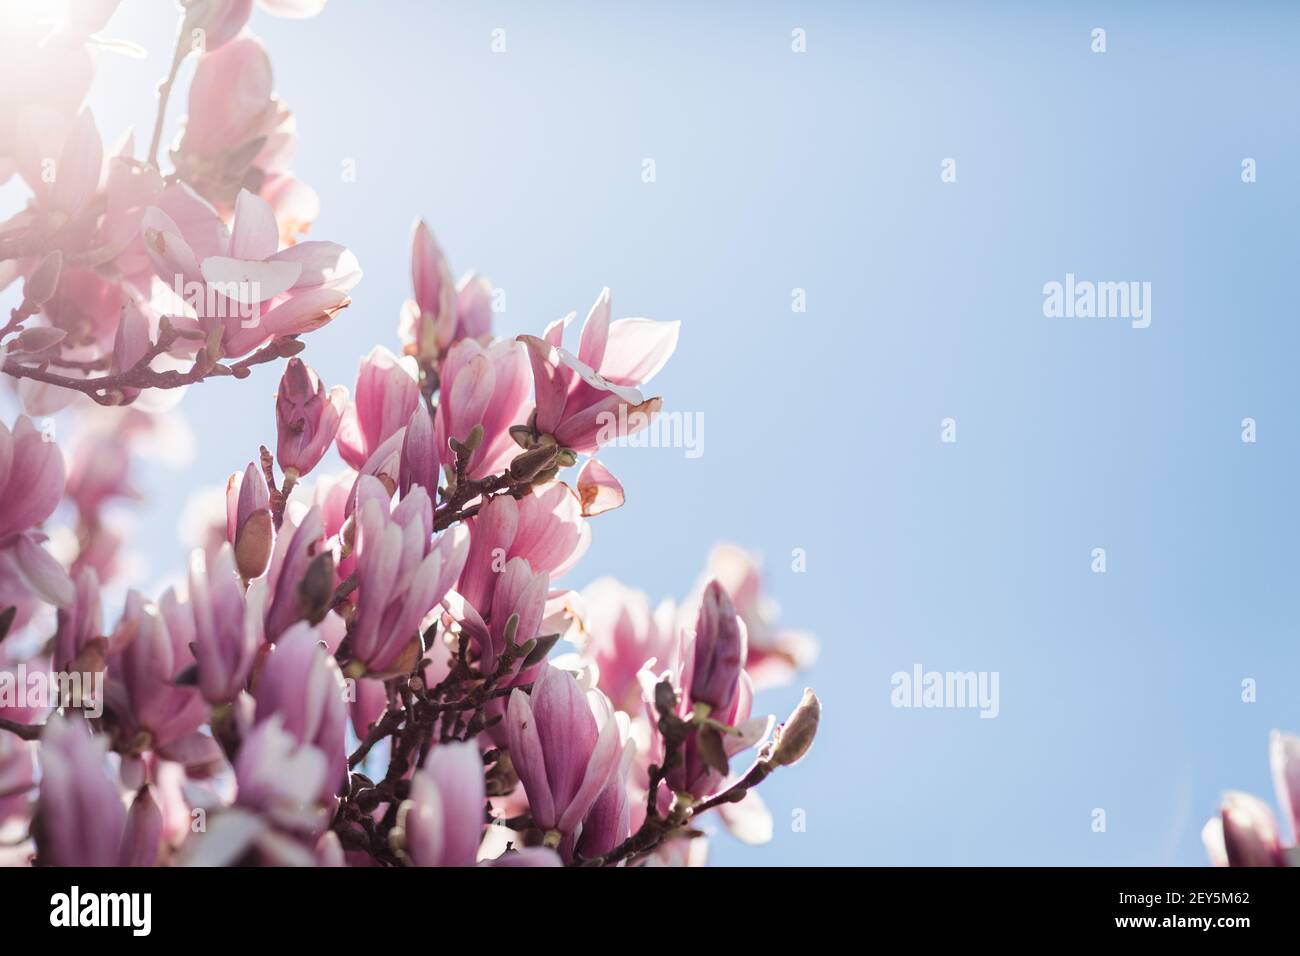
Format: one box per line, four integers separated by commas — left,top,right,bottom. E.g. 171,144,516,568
0,1,820,866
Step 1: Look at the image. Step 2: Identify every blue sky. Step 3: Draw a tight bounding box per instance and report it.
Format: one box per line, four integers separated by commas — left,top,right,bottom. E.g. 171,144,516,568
8,0,1300,865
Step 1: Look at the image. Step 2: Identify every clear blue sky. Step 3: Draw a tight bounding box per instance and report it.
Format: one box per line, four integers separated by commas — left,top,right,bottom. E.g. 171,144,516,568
11,0,1300,865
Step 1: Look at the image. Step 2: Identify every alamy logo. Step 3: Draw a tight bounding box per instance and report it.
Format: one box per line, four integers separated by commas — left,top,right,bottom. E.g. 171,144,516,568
890,664,1000,719
49,886,151,936
0,666,104,718
1042,273,1151,329
173,275,262,328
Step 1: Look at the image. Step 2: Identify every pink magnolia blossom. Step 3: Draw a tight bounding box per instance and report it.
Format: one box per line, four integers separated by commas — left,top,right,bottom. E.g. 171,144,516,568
432,338,532,480
252,622,348,803
504,663,623,841
108,590,208,754
262,504,326,640
52,566,104,675
141,187,360,357
0,415,65,544
189,545,264,704
400,220,493,362
120,785,164,867
178,715,331,867
336,346,421,470
35,715,125,867
397,741,485,867
350,476,468,678
457,485,589,615
518,288,678,455
579,577,676,714
689,544,818,690
688,580,746,713
0,2,819,874
171,34,316,240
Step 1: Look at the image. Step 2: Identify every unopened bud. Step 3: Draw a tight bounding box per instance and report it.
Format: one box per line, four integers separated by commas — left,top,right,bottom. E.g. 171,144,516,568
508,443,557,482
234,508,274,579
768,688,820,768
297,551,336,625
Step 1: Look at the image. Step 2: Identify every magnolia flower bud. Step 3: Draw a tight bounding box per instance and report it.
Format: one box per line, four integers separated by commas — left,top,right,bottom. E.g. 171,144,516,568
768,688,820,768
228,463,274,579
689,580,746,713
508,443,557,482
276,358,345,478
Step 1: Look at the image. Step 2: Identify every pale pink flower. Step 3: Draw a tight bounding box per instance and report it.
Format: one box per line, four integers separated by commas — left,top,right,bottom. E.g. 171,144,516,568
189,545,264,704
171,34,316,238
579,577,675,714
456,484,589,615
397,742,485,867
252,622,348,802
141,187,360,357
432,338,532,480
335,346,420,470
518,288,678,454
399,220,494,361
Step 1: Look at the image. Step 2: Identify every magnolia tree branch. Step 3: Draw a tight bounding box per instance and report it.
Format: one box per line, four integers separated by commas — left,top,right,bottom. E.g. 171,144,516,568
0,329,306,405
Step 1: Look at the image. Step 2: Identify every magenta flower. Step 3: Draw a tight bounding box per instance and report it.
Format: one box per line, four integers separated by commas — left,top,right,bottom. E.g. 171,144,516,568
518,288,678,455
35,715,126,867
692,545,818,691
252,622,348,803
275,357,345,479
504,663,623,841
335,346,421,470
398,404,437,500
688,580,746,713
142,187,360,357
350,476,468,677
189,545,264,705
397,741,485,867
